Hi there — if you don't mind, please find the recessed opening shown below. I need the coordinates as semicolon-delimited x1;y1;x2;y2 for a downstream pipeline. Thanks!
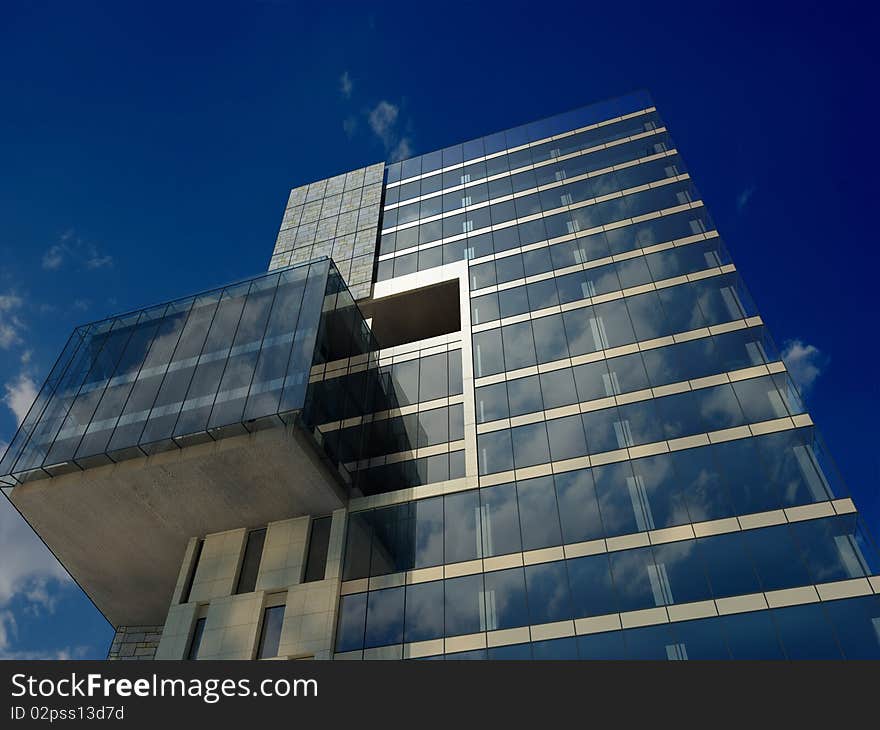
360;279;461;348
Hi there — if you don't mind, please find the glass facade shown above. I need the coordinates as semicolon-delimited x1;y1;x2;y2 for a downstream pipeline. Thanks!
4;90;876;661
0;258;378;488
333;91;880;660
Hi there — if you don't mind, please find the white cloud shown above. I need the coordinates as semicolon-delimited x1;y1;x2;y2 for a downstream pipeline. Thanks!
3;373;38;426
368;100;399;141
0;500;72;657
339;71;353;99
367;100;413;162
0;293;24;350
390;138;412;162
41;245;65;270
41;231;113;272
780;339;827;392
736;185;756;212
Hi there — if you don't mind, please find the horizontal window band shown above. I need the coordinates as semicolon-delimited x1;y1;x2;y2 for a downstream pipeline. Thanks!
340;498;857;595
384;138;674;221
469;263;736;332
316;394;466;433
473;316;764;389
475;361;787;434
469;223;719;274
342;439;468;471
378;199;708;268
312;342;463;382
382;168;689;242
478;413;815;484
386;158;683;239
470;232;722;296
347;414;808;513
386;106;657;190
334;574;880;659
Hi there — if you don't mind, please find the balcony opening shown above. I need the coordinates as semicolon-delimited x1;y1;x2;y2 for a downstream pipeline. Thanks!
360;279;461;349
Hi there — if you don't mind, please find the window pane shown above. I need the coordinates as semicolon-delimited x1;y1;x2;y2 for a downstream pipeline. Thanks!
404;581;444;643
445;574;485;636
546;415;588;462
511;422;550;468
476;382;508;424
507;375;543;417
525;561;572;624
418;353;449;402
478;429;514;475
722;611;784;659
473;330;504;378
773;603;842;659
532;637;579;659
187;618;206;660
577;631;627;659
480;483;522;557
257;605;285;659
501;321;536;370
823;595;880;659
484;567;529;631
236;528;266;594
516;476;562;551
343;512;372;580
364;587;404;648
444;490;482;564
539;368;578;410
567;553;617;618
624;623;678;660
671;618;731;660
609;546;667;612
336;593;367;652
413;496;444;569
555;469;604;544
304;517;332;582
696;531;762;599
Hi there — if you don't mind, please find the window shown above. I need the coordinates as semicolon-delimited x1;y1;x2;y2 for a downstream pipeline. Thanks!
445;574;485;636
478;429;513;475
257;604;285;659
404;581;444;643
483;568;528;631
444;490;482;564
304;517;332;583
516;476;562;551
236;528;267;594
364;587;404;648
336;593;367;652
480;483;522;557
554;469;604;544
511;422;550;468
525;561;572;624
507;375;543;417
187;617;206;660
180;539;203;604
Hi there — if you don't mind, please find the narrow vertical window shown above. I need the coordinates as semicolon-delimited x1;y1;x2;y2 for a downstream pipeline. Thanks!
304;516;332;583
236;528;267;594
257;604;286;659
187;617;206;660
180;539;203;604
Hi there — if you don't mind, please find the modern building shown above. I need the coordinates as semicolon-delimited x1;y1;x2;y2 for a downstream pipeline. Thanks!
2;91;879;660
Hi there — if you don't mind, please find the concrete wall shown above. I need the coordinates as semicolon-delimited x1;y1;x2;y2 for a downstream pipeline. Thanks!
155;508;347;660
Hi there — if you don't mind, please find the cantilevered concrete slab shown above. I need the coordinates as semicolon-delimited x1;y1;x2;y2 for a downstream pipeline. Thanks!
10;424;347;626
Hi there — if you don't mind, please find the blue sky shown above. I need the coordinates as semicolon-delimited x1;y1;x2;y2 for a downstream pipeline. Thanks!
0;1;877;658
